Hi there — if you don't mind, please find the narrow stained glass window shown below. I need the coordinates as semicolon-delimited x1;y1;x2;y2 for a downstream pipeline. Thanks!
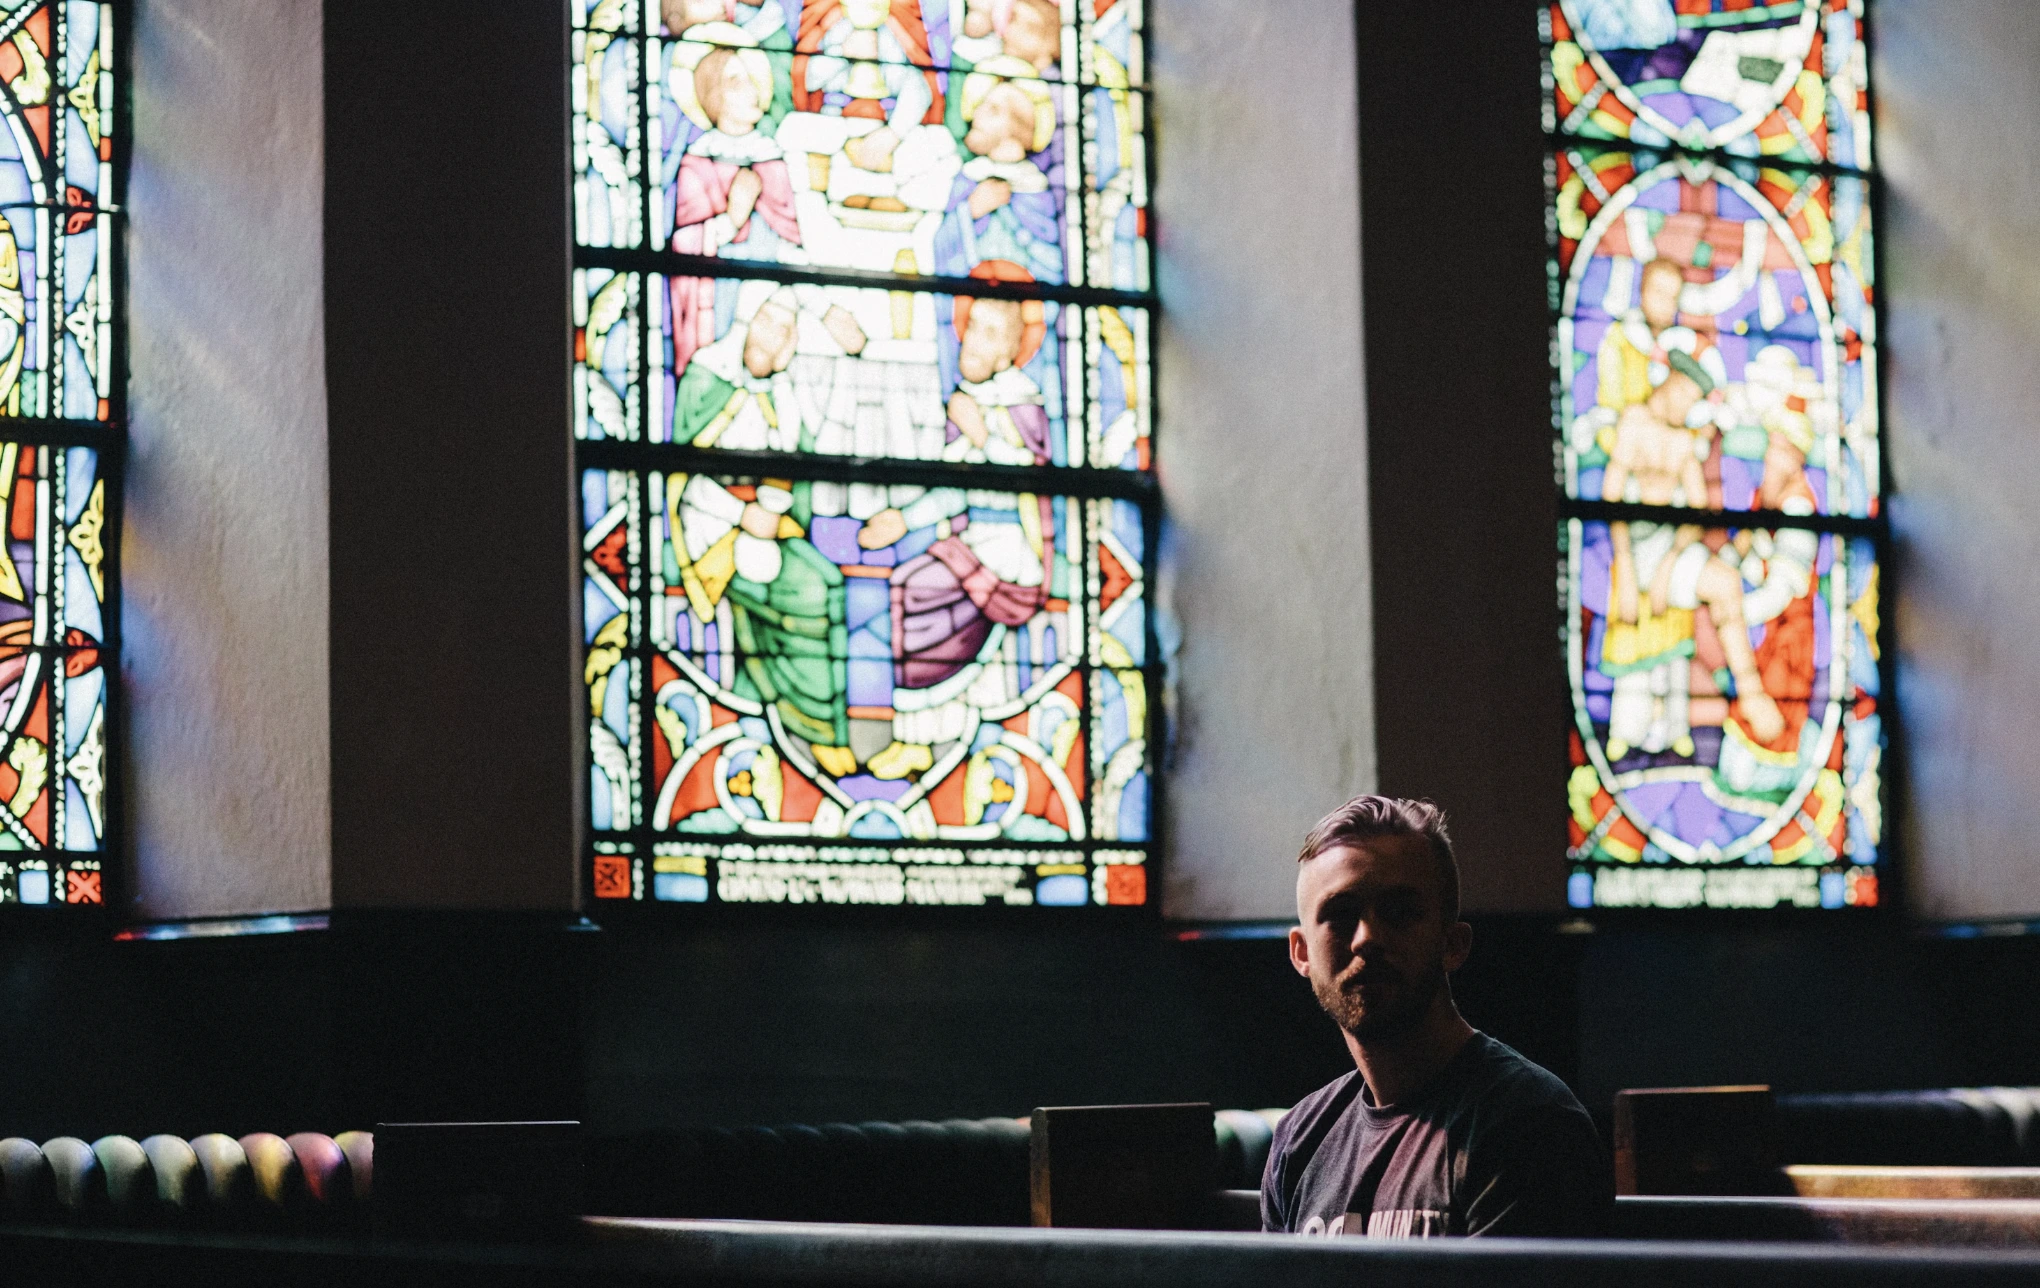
1545;1;1882;911
575;0;1154;909
0;1;122;907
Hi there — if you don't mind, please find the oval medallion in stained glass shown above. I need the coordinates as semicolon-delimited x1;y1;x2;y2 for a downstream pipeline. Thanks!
1555;151;1876;519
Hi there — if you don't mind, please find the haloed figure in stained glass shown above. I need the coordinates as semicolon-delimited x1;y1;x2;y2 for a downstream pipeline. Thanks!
941;268;1052;464
671;475;858;775
934;59;1063;283
671;36;801;263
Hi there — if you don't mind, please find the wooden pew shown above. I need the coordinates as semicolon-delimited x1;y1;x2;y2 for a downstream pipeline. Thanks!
16;1216;2040;1287
1612;1195;2040;1248
1619;1086;2040;1202
1786;1167;2040;1200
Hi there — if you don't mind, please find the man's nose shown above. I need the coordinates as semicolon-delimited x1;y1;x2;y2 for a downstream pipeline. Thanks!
1348;915;1377;955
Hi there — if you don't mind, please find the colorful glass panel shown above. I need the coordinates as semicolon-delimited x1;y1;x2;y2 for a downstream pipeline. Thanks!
647;471;1088;839
0;1;120;907
576;0;1152;909
1554;148;1877;518
584;468;643;835
1548;1;1882;911
649;273;1115;465
1543;1;1872;170
0;1;118;425
576;2;1149;290
1566;516;1875;863
0;441;112;902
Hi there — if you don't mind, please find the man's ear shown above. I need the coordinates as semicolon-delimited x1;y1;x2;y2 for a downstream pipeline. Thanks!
1443;919;1473;973
1288;925;1311;979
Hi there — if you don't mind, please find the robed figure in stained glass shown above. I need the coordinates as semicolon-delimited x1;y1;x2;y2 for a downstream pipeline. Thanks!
933;58;1064;283
777;0;961;275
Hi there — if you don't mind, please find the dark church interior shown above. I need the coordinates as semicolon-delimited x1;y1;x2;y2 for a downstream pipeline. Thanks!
6;0;2040;1282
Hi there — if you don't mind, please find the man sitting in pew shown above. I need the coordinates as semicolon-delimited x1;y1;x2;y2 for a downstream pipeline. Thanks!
1264;796;1612;1238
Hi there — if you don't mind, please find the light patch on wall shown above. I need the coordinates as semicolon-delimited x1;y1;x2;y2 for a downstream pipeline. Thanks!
1151;0;1371;919
124;0;330;917
1877;0;2040;922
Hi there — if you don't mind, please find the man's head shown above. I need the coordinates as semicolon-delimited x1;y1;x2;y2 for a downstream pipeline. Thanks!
964;81;1041;162
960;67;1054;163
1639;257;1685;332
1290;796;1471;1044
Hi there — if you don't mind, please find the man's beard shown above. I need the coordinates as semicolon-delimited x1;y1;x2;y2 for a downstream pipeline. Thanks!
1312;956;1447;1043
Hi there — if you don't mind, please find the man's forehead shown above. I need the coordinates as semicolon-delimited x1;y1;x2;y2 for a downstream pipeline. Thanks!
1297;835;1433;900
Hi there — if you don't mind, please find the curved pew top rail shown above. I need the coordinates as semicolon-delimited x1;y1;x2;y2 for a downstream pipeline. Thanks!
0;1131;372;1231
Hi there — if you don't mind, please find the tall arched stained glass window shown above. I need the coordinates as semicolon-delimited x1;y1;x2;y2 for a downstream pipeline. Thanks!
1546;0;1883;911
0;1;119;907
573;0;1155;909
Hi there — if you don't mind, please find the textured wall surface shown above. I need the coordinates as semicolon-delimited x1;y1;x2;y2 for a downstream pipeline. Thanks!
122;0;331;917
1877;0;2040;922
1151;1;1372;920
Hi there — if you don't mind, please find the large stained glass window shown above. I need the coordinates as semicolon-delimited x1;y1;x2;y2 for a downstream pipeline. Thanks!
1545;0;1883;910
573;0;1154;909
0;1;120;907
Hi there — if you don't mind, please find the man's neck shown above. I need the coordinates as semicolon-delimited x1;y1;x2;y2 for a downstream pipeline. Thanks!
1346;999;1476;1108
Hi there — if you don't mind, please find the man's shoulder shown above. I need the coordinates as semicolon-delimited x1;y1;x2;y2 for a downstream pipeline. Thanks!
1456;1035;1589;1110
1271;1069;1365;1154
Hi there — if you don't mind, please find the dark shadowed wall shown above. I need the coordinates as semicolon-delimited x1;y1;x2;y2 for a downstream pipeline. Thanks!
323;0;579;910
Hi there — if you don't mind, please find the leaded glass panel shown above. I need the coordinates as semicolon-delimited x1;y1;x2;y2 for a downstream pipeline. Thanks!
1546;0;1883;911
574;0;1155;910
574;1;1151;290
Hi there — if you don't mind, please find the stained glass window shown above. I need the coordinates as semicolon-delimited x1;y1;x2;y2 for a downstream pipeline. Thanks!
575;0;1154;909
0;1;120;907
1545;1;1882;910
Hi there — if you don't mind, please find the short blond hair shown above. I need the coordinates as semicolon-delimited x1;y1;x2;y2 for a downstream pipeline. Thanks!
1298;796;1460;923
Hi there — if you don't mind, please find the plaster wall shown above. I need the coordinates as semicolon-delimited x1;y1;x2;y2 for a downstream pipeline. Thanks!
1151;0;1372;920
122;0;330;916
1877;0;2040;922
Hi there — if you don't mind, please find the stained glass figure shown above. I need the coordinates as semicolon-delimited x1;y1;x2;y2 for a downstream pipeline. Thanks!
575;0;1153;909
657;272;1072;458
1547;1;1882;911
577;0;1146;290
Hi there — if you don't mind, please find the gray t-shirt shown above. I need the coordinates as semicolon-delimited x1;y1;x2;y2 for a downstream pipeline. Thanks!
1260;1032;1611;1238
